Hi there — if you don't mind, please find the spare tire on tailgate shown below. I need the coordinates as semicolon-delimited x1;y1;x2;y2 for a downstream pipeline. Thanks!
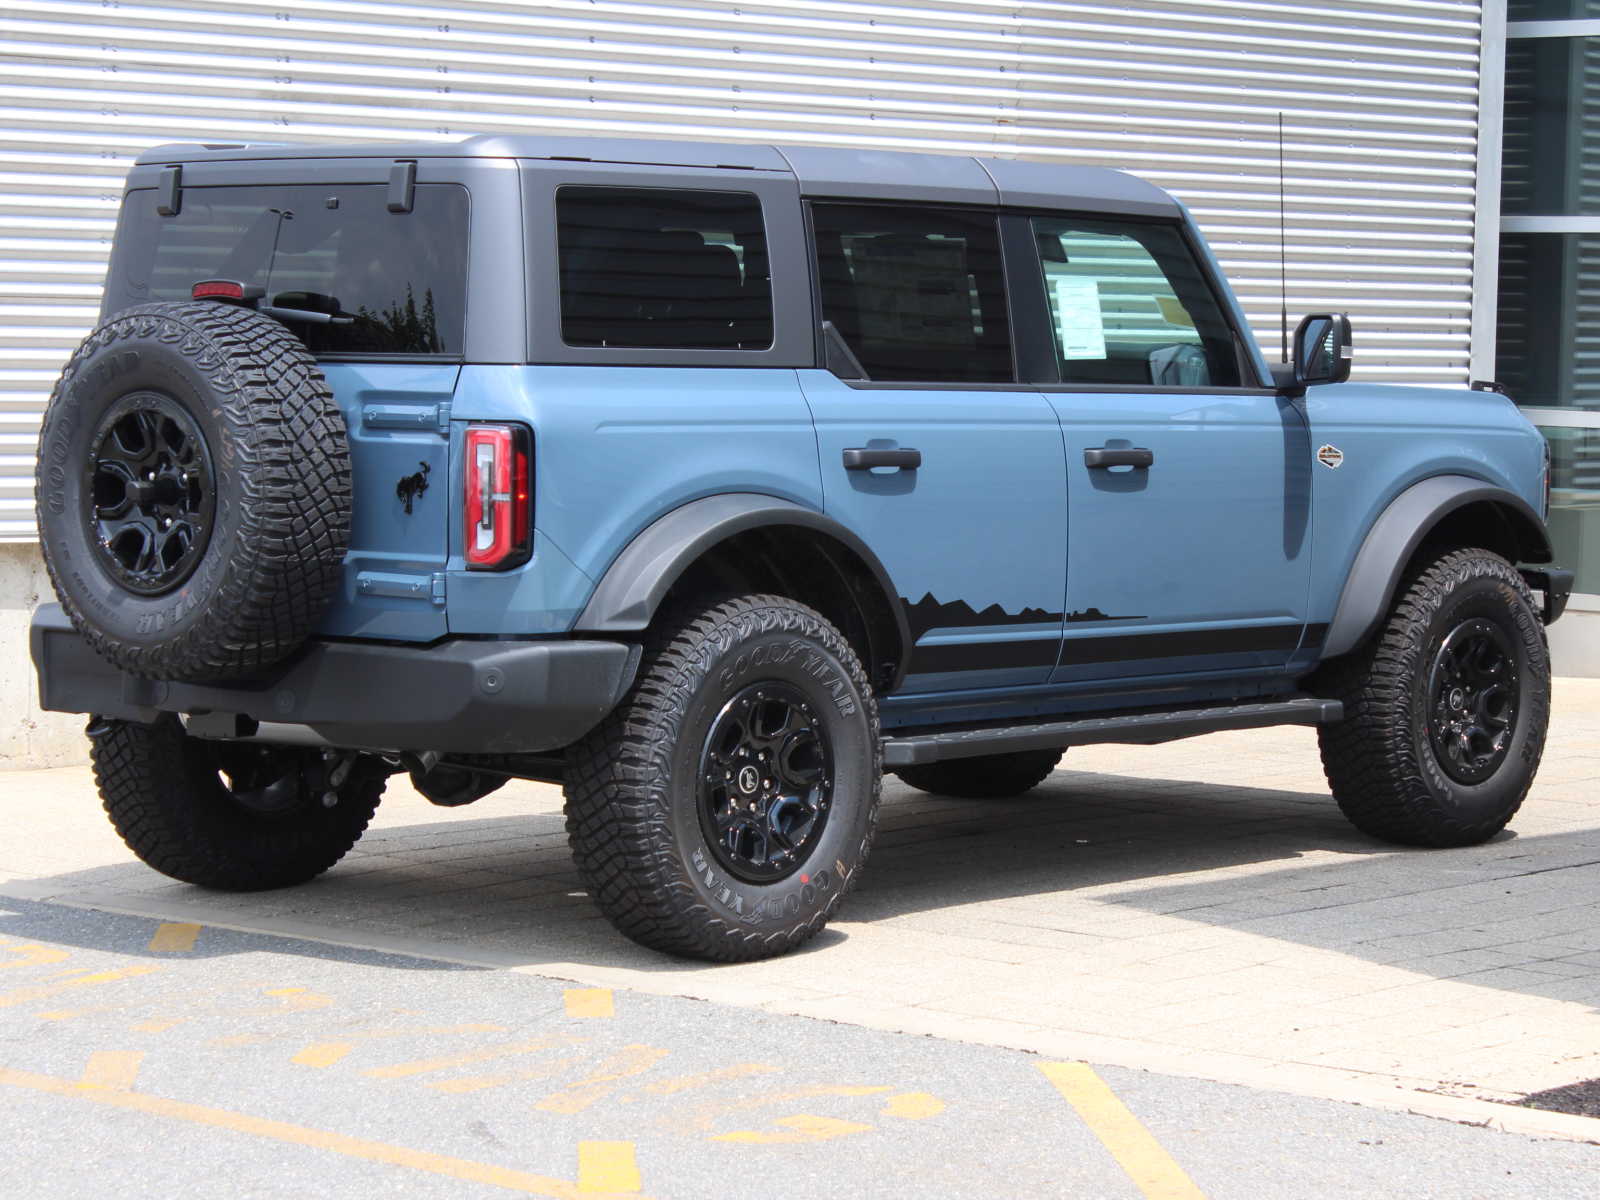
35;300;351;682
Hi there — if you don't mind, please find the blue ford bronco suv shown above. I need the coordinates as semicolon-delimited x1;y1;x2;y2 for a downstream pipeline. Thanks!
31;136;1573;962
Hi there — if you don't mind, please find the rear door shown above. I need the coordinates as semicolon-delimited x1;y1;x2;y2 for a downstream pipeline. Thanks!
103;177;471;640
1018;214;1314;682
799;202;1068;694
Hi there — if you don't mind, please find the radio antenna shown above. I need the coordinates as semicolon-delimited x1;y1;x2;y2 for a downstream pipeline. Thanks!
1277;112;1289;362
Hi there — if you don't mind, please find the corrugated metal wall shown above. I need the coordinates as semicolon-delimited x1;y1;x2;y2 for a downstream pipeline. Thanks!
0;0;1487;540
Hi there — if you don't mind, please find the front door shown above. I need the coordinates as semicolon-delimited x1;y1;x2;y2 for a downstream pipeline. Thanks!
1023;214;1314;683
800;202;1068;695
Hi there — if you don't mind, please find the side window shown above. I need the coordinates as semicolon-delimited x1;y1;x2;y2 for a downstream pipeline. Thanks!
556;186;772;350
1032;217;1241;388
810;204;1012;383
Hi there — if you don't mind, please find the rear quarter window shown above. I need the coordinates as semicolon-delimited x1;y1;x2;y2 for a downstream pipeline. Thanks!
105;182;469;356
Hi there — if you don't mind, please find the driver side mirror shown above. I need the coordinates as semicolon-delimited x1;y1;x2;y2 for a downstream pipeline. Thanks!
1276;312;1352;391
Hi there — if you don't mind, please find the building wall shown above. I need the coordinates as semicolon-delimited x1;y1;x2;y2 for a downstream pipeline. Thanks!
0;542;87;767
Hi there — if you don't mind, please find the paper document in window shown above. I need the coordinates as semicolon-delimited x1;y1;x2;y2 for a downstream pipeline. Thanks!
1051;277;1107;360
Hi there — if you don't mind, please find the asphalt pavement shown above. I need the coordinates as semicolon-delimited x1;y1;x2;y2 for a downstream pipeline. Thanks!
2;896;1597;1199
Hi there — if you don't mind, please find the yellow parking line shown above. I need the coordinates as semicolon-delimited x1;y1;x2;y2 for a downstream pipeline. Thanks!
1039;1062;1206;1200
1;943;70;969
147;923;201;953
365;1037;576;1080
577;1142;640;1194
0;964;159;1009
79;1051;144;1092
294;1042;356;1069
0;1064;638;1199
564;989;614;1018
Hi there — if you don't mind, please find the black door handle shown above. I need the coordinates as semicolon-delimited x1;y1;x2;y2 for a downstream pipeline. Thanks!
1084;446;1155;470
843;447;922;471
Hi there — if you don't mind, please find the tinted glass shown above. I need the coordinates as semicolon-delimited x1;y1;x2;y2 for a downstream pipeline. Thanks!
810;204;1012;383
106;183;468;355
556;186;771;350
1501;36;1600;215
1031;216;1240;388
1508;2;1600;16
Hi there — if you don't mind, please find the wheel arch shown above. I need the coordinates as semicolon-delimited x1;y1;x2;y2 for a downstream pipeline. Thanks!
573;494;911;693
1322;474;1553;660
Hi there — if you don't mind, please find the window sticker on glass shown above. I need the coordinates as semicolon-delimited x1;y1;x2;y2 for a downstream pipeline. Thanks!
1051;277;1107;360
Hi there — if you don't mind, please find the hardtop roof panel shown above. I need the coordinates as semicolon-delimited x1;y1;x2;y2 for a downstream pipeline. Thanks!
131;135;1181;215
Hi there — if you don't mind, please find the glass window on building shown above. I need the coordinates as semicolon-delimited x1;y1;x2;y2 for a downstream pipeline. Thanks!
1499;15;1600;596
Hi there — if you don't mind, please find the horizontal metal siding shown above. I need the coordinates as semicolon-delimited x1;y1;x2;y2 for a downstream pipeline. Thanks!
0;0;1485;539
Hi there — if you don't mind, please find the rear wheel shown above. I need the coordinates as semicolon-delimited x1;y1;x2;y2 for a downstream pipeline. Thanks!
893;749;1064;799
564;594;880;962
90;716;385;890
1317;547;1549;847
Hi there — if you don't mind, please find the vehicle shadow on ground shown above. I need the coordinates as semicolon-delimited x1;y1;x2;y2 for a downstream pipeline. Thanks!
15;765;1597;1013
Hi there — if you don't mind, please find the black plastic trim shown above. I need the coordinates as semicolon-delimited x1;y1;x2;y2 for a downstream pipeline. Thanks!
572;493;913;690
1323;475;1555;659
30;605;637;755
1520;567;1574;624
1059;623;1307;667
907;636;1061;675
882;696;1343;765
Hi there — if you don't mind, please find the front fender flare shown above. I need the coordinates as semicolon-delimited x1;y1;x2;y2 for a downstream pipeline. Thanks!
1322;474;1552;659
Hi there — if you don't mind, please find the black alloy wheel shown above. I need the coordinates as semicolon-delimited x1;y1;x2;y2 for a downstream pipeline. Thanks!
697;682;834;883
84;392;215;596
1426;617;1519;785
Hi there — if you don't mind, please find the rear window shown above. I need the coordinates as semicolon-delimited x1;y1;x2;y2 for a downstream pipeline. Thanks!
556;186;772;350
105;183;469;356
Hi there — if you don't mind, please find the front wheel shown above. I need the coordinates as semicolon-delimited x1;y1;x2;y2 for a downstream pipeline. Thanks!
91;716;386;890
1317;547;1549;847
564;594;880;962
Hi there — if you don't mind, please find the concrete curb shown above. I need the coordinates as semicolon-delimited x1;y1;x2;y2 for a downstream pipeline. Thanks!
7;879;1597;1148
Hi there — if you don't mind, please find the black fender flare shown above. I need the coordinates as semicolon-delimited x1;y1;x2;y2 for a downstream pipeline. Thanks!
1322;474;1553;659
573;493;912;683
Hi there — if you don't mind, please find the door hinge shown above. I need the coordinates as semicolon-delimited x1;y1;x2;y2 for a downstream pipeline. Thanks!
431;573;447;606
361;402;452;436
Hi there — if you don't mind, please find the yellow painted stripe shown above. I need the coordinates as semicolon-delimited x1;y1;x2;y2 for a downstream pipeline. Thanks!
1;943;70;969
563;989;614;1019
577;1142;640;1194
1039;1062;1207;1200
0;1065;640;1200
881;1092;945;1120
147;923;201;953
365;1038;571;1080
293;1042;355;1069
0;964;159;1009
79;1051;144;1092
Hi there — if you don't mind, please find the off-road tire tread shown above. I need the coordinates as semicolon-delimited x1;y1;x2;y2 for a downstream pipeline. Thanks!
36;301;350;681
893;749;1064;798
91;716;383;891
1316;547;1549;848
564;594;880;962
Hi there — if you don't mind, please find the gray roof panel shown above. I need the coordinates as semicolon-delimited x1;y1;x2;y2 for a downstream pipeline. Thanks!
774;145;996;205
132;134;1181;216
978;158;1180;218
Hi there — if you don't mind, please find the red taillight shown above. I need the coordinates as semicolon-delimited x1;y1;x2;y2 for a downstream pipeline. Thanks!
192;279;246;300
464;423;532;570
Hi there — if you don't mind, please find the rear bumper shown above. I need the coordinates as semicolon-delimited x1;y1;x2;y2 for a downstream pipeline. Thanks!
30;604;639;755
1520;567;1574;625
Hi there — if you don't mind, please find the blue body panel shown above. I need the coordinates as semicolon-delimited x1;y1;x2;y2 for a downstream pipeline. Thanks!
1049;388;1313;681
798;370;1069;694
1299;382;1547;626
440;365;822;636
316;363;458;641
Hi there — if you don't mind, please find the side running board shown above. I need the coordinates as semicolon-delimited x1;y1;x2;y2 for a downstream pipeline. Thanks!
880;697;1342;767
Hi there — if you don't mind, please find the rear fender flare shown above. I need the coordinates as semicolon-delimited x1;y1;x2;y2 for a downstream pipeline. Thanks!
573;493;911;684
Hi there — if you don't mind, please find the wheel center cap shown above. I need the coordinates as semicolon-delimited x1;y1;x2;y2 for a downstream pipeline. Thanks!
1449;687;1465;710
737;765;761;795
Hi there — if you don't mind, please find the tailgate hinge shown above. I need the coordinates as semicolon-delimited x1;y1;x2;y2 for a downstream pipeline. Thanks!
431;573;447;606
436;401;452;435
